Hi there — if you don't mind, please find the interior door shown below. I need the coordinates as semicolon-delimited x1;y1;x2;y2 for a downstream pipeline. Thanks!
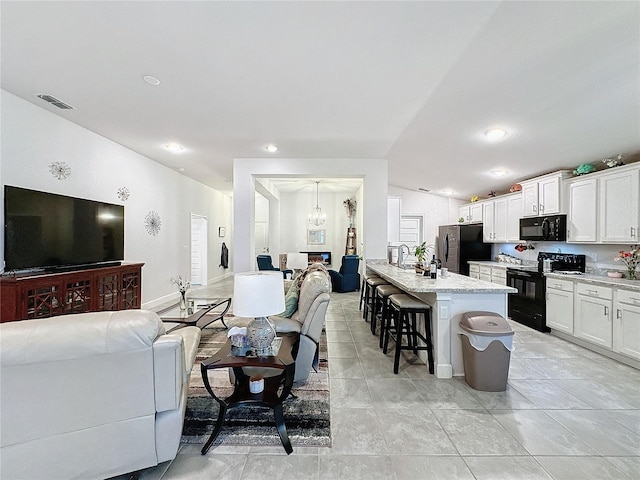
190;215;208;286
255;221;269;257
400;215;423;262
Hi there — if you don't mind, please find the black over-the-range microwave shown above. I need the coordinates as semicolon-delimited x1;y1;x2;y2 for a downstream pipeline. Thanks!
519;214;567;241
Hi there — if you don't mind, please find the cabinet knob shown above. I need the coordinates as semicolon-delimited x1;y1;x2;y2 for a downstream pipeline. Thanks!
604;306;609;317
631;226;637;238
617;309;622;320
539;204;544;213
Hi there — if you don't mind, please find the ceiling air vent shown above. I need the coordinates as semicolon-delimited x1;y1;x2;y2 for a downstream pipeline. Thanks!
418;187;431;192
36;94;75;110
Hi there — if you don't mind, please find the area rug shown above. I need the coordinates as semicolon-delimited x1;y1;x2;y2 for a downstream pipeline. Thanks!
180;323;330;449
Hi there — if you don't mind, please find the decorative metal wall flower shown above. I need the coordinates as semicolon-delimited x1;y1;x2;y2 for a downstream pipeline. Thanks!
117;187;130;201
144;211;161;236
49;161;71;180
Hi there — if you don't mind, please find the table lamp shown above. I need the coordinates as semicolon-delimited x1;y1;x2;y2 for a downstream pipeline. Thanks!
233;271;285;356
286;252;308;278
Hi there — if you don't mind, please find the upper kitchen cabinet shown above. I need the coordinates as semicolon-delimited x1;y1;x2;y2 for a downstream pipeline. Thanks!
506;193;523;242
483;193;521;243
599;166;639;243
520;171;571;217
567;176;598;243
459;202;483;224
566;163;640;244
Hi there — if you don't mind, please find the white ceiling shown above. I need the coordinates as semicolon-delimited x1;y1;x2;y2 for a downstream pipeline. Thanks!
2;1;639;199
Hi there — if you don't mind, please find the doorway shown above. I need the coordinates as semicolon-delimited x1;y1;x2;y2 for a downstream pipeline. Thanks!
400;215;424;261
255;221;269;257
191;214;208;286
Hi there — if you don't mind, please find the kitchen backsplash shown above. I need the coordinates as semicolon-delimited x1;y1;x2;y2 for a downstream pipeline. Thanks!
491;242;636;275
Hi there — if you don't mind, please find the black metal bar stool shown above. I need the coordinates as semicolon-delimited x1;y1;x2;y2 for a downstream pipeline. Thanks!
359;273;380;311
384;294;434;374
371;284;402;338
363;277;389;323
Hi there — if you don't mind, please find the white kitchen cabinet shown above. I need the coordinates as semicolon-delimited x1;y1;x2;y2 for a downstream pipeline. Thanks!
482;198;507;242
468;264;480;279
613;289;640;360
506;193;523;242
599;167;639;243
574;283;613;348
479;265;492;282
491;267;507;285
459;202;483;224
521;171;571;217
567;177;598;243
546;278;575;334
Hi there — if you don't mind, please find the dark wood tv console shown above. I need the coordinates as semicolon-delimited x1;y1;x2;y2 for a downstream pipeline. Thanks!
0;263;143;323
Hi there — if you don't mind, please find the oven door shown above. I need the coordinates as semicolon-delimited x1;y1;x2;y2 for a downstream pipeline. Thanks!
506;269;548;332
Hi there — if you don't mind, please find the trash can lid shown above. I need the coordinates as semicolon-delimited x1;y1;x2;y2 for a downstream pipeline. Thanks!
460;311;513;336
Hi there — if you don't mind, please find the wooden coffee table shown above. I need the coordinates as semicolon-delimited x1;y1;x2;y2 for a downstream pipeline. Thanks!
200;332;298;455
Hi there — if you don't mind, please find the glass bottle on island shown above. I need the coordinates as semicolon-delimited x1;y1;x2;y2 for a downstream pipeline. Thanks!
429;255;438;279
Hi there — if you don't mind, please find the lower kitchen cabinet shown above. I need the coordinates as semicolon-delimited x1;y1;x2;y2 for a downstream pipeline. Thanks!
614;289;640;360
574;283;613;348
546;278;574;334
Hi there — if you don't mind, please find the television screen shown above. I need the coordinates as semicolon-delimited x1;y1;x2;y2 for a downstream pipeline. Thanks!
4;186;125;271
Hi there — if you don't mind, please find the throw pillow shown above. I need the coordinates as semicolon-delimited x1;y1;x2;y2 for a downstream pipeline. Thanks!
280;281;299;318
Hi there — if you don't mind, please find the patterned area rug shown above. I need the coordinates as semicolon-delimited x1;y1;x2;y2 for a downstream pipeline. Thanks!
180;323;330;449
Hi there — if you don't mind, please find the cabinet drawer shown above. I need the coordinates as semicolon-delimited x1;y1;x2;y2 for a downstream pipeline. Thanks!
546;278;574;293
617;289;640;306
576;283;613;300
491;268;507;279
469;264;479;274
479;266;492;276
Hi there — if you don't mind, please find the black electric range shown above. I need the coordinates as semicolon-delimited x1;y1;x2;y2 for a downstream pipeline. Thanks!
506;252;585;332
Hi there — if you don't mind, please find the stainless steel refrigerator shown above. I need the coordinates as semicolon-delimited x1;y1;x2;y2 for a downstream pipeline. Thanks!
438;224;492;276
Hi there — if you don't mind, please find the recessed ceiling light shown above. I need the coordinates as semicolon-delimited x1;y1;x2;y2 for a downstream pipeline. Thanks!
491;169;509;177
163;142;186;154
265;144;279;153
485;128;507;140
143;75;161;86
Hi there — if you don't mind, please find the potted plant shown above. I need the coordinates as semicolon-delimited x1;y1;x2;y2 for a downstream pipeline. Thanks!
413;242;432;274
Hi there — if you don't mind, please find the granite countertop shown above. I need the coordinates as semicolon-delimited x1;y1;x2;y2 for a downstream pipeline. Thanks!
545;272;640;292
367;263;516;293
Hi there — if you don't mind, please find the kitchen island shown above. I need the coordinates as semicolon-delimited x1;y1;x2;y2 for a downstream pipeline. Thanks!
367;263;516;378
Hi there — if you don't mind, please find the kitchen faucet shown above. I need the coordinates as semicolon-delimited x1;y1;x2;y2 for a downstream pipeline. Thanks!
398;244;410;269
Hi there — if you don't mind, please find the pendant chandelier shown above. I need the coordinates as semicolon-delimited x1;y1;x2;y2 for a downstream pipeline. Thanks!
308;181;327;226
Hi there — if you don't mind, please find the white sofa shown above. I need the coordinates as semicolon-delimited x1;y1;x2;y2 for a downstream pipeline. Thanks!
0;310;201;480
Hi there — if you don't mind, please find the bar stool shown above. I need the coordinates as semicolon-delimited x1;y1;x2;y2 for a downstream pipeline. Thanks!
359;273;379;311
371;284;402;338
384;294;434;374
363;277;389;323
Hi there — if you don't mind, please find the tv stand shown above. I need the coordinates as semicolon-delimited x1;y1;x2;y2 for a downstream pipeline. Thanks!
0;263;143;323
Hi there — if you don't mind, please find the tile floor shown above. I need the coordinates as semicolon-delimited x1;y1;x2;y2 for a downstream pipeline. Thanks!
131;278;640;480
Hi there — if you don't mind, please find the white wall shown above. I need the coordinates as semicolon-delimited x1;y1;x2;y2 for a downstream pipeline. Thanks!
0;90;232;307
388;185;464;251
233;158;388;272
279;189;360;266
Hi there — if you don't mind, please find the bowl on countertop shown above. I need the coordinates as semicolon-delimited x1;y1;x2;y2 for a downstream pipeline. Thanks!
607;271;623;278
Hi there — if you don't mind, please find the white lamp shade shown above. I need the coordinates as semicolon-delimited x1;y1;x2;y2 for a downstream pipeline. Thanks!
286;253;308;271
233;271;285;317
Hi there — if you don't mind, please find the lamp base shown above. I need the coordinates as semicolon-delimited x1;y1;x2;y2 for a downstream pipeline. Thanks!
247;316;276;356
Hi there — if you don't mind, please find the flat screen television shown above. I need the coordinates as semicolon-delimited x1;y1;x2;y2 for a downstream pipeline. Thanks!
3;185;125;272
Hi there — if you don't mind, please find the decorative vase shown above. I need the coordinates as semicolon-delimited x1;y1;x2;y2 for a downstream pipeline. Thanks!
179;291;187;310
628;267;637;280
247;316;276;356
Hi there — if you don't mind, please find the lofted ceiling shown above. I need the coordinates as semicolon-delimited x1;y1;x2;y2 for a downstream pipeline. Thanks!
1;1;639;199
